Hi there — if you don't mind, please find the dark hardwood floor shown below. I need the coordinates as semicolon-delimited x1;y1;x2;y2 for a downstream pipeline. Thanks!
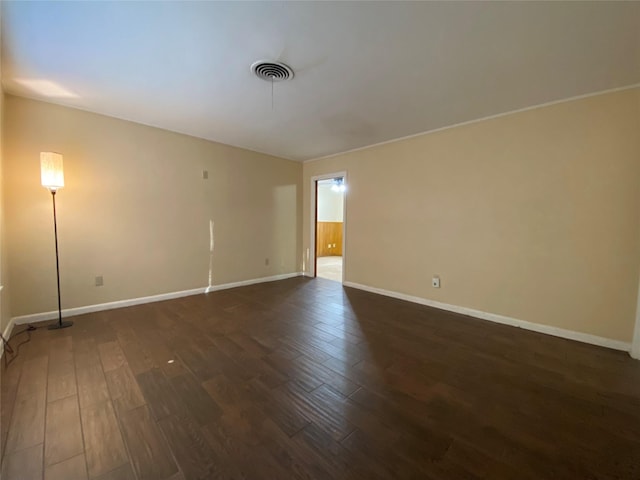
2;277;640;479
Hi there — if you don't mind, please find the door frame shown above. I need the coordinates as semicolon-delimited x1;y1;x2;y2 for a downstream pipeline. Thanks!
309;171;347;282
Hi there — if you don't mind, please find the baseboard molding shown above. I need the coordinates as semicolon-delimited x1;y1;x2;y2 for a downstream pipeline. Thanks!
204;272;303;293
343;281;631;352
0;317;16;359
13;272;304;326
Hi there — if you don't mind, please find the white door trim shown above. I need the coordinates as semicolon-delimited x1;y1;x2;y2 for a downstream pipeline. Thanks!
310;171;347;282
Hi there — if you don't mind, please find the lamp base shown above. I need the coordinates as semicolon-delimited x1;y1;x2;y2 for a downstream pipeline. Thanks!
48;320;74;330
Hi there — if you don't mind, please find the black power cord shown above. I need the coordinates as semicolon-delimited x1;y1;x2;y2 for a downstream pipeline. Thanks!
0;332;14;355
2;324;40;368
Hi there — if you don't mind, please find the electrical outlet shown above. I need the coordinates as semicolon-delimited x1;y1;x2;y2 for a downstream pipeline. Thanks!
202;170;209;179
265;258;269;266
95;275;104;287
432;276;440;288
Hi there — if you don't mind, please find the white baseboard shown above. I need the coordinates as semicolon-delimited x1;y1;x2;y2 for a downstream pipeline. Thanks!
0;317;16;359
12;287;207;325
13;272;303;326
343;281;631;352
204;272;303;293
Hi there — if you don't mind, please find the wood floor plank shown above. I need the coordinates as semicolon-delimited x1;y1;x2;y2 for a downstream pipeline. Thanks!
45;453;88;480
296;422;373;480
220;350;288;389
76;361;110;409
272;381;355;441
1;352;23;460
204;344;253;382
119;405;179;480
81;401;128;478
264;351;323;392
98;341;127;372
255;417;337;480
47;335;73;357
45;395;84;466
277;335;333;364
48;357;75;379
140;330;188;378
340;427;419;478
228;332;270;357
115;326;156;375
92;463;136;480
5;389;46;453
48;371;78;402
158;413;217;480
436;439;528;480
135;368;182;421
202;374;256;412
175;346;218;382
166;473;187;480
1;443;43;480
104;364;146;416
248;378;311;437
16;355;49;398
169;373;222;426
201;416;247;466
295;354;359;396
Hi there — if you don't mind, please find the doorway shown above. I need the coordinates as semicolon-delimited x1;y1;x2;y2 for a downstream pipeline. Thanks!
313;175;346;282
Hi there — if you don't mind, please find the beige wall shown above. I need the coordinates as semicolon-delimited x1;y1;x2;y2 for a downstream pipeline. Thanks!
0;89;8;334
317;183;344;222
304;88;640;343
4;95;302;318
0;6;9;333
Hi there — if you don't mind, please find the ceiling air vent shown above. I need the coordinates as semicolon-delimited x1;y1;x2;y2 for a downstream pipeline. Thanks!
251;60;294;82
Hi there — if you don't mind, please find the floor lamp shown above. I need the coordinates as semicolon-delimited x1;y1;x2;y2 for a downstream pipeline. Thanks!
41;152;73;330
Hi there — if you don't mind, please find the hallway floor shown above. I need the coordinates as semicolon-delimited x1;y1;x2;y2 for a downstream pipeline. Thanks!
316;256;342;282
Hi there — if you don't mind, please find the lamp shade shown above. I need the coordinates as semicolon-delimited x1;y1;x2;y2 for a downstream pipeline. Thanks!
40;152;64;191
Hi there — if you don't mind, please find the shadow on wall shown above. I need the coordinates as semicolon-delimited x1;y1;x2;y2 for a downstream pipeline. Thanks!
206;182;298;290
207;219;215;292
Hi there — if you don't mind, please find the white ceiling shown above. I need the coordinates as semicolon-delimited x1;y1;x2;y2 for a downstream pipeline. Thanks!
2;1;639;162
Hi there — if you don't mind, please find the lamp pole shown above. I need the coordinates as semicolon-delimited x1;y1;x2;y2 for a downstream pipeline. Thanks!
48;190;72;329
